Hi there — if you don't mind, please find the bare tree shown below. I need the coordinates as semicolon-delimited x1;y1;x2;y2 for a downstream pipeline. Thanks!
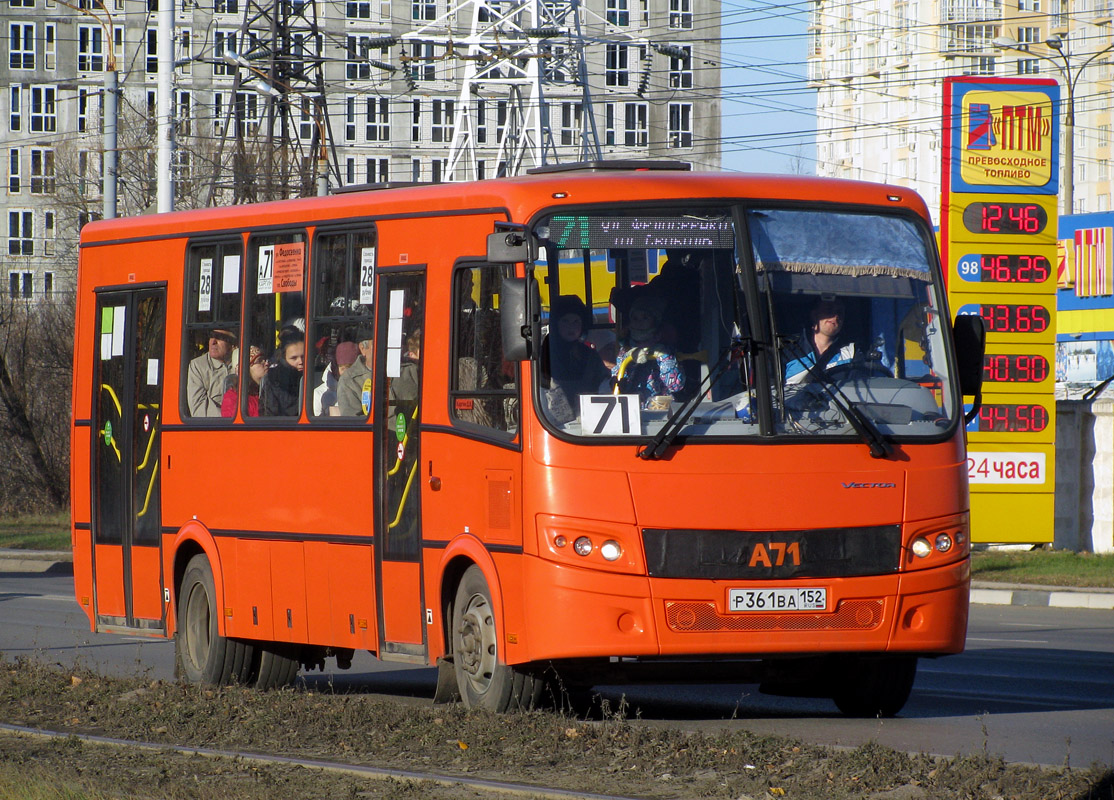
0;297;74;512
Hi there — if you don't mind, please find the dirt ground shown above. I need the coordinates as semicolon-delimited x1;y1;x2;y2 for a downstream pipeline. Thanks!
0;659;1110;800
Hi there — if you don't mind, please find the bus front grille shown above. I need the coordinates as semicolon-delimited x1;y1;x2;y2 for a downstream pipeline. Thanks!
664;599;885;633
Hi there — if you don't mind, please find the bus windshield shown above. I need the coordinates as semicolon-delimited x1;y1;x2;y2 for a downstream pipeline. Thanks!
532;204;957;443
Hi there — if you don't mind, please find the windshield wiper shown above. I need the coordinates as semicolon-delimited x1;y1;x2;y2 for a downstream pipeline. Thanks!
638;338;754;460
779;336;893;459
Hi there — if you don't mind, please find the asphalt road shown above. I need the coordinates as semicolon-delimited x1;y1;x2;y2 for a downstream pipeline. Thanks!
2;571;1112;769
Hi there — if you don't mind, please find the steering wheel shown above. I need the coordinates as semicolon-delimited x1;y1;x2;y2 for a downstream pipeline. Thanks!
824;359;894;383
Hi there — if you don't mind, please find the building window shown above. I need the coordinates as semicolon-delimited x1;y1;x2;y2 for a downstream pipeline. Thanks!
624;102;647;147
78;88;90;132
365;97;389;141
605;102;616;146
606;44;629;86
411;158;421;182
408;41;436;82
345;156;356;185
9;149;20;193
29;86;56;133
43;271;54;298
1017;58;1039;74
298;97;315;141
9;86;21;131
9;272;33;300
668;102;692;148
560;102;580;146
963;56;996;76
43;212;54;256
1018;0;1039;10
669;0;692;29
347;35;372;80
432;98;453;142
607;0;629;26
366;157;389;183
412;0;435;20
668;45;692;89
412;99;422;142
214;30;236;76
146;28;158;73
8;211;33;256
1017;26;1039;44
178;28;193;75
9;23;36;69
30;148;53;194
44;22;55;69
345;95;357;142
476;98;487;144
215;0;238;12
348;0;370;18
78;25;105;71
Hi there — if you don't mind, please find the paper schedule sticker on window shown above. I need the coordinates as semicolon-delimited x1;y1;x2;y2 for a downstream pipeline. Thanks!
273;242;304;293
222;255;240;293
198;258;213;312
360;247;375;305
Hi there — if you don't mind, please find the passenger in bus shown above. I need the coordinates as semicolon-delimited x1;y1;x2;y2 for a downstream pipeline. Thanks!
186;327;237;417
612;294;685;409
542;295;609;422
220;344;266;418
260;329;306;417
313;340;359;417
337;327;374;417
389;329;422;407
783;297;856;385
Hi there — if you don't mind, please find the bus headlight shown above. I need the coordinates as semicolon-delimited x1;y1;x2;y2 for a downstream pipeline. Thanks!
911;537;932;558
573;536;593;557
600;540;623;562
935;533;953;553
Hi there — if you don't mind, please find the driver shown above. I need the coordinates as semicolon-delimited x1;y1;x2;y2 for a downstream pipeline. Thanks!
784;297;856;385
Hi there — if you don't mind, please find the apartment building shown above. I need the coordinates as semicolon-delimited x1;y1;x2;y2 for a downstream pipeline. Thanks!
807;0;1114;220
2;0;720;300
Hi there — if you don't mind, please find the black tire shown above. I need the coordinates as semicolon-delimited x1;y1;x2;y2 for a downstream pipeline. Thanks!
176;554;255;685
832;655;917;718
451;565;543;711
253;642;300;690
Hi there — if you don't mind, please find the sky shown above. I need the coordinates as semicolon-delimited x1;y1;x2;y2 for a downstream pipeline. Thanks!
716;0;815;175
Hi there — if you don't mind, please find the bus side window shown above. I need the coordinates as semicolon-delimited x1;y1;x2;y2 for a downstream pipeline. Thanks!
309;227;377;419
247;232;307;419
450;264;518;434
182;240;242;421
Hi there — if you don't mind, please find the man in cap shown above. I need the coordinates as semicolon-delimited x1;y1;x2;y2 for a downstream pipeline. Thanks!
186;328;237;417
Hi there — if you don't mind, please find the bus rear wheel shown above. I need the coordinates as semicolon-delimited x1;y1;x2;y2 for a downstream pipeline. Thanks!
253;643;300;690
176;554;254;685
451;565;543;711
832;655;917;718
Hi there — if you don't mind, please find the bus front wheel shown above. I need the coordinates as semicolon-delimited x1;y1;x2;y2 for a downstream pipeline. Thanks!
451;565;543;711
832;655;917;718
176;554;255;686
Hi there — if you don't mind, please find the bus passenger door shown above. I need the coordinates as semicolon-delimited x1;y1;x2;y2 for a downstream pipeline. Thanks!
91;287;167;633
374;271;427;661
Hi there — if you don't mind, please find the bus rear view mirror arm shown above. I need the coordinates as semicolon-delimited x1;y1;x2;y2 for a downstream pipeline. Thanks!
501;277;541;361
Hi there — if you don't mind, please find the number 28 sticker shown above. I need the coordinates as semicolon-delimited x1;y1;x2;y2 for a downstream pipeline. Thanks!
580;394;641;435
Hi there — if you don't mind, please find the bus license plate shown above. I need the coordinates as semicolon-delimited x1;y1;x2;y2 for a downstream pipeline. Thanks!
728;587;827;613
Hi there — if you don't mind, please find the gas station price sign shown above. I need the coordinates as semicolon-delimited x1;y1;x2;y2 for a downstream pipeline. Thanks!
942;76;1059;544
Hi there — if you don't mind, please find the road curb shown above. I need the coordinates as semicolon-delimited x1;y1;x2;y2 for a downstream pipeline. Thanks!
969;582;1114;610
3;552;1112;610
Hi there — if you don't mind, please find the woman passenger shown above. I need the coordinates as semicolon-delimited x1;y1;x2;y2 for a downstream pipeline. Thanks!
221;344;267;418
260;329;305;417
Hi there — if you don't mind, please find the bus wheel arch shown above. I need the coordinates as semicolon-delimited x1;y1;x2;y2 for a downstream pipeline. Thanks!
449;563;543;711
175;552;256;686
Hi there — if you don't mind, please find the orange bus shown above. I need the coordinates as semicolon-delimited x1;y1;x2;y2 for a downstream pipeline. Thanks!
71;163;985;716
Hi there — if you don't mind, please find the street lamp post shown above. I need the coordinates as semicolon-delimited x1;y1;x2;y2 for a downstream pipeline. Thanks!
994;33;1114;215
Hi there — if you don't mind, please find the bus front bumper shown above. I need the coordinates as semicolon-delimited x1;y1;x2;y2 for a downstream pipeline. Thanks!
518;557;969;664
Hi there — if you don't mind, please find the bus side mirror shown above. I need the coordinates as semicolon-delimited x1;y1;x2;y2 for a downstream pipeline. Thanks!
488;223;532;263
501;277;541;361
953;313;986;398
